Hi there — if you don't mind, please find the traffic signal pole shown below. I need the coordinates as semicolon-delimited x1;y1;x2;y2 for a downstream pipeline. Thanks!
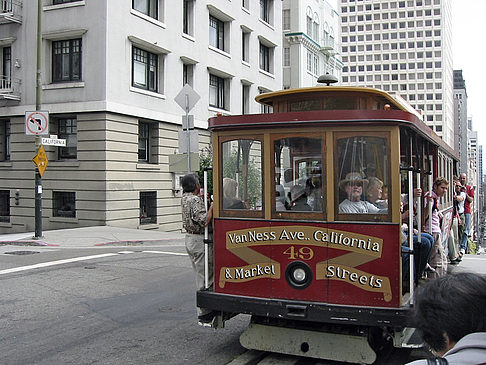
34;0;42;239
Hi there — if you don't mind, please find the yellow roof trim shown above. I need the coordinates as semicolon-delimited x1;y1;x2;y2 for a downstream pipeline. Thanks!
255;86;423;120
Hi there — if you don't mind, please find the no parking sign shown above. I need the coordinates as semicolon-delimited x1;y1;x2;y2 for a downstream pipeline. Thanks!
25;111;49;135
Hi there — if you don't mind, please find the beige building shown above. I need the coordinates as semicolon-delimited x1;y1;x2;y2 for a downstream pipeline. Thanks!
282;0;342;88
0;0;282;234
338;0;454;146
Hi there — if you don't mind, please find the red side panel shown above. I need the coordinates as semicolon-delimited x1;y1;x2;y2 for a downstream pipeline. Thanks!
213;219;401;308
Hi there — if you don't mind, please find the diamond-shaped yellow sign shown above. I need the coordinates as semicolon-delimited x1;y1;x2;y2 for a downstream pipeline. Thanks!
32;145;48;177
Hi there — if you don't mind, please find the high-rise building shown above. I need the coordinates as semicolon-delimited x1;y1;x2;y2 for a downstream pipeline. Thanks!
282;0;342;88
339;0;454;146
0;0;282;233
453;69;468;173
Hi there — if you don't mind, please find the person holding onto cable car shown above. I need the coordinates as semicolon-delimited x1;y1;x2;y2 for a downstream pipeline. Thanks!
405;273;486;365
338;173;385;214
459;173;474;257
423;177;449;278
449;177;466;264
401;200;433;285
181;174;214;317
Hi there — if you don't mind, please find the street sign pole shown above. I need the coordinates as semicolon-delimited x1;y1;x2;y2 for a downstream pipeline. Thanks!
34;0;42;239
174;84;200;174
186;94;191;173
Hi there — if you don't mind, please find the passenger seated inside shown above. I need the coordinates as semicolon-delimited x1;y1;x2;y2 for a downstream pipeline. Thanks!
290;185;312;211
222;177;246;209
305;167;322;211
338;173;386;214
275;184;287;211
366;177;388;210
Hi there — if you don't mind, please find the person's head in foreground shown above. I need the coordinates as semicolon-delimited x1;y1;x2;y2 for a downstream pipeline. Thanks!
410;272;486;357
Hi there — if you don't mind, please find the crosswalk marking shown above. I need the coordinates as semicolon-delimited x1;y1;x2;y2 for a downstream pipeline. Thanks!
142;250;188;256
0;250;188;275
0;253;118;275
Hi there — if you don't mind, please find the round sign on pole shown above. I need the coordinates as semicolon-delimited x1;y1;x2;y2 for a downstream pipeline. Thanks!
25;111;49;135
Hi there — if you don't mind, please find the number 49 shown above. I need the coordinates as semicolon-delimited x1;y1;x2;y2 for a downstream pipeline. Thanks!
283;246;314;260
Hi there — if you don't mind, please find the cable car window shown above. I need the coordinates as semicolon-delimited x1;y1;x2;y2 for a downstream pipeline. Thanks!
274;136;323;215
221;139;263;215
289;99;322;112
335;133;390;221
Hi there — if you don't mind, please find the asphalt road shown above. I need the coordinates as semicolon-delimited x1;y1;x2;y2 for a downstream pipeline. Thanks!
1;243;484;365
0;245;249;365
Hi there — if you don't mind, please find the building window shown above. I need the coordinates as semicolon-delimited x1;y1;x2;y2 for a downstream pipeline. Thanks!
1;46;11;87
52;39;81;82
183;0;194;36
242;30;250;63
306;8;312;37
0;190;9;223
242;0;249;10
138;121;150;162
182;63;194;87
260;0;272;24
283;47;290;67
209;15;225;51
53;0;82;4
1;121;10;161
282;9;290;30
132;46;158;92
132;0;158;19
313;54;319;75
259;43;270;72
259;88;272;114
209;74;225;109
242;83;250;114
140;191;157;225
138;121;158;163
53;191;76;218
57;118;77;160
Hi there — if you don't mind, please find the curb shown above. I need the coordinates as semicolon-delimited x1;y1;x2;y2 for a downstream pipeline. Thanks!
94;238;185;246
0;241;59;247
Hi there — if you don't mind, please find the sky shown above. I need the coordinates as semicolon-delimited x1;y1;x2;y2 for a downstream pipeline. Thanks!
328;0;485;153
451;0;486;148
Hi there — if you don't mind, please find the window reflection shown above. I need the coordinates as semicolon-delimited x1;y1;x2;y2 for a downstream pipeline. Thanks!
221;139;262;211
336;135;389;218
274;136;322;213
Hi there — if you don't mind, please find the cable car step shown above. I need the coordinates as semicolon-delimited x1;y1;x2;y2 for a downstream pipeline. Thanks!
240;322;377;364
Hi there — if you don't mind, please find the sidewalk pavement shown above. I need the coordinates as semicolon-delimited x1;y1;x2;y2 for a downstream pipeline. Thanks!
0;226;186;248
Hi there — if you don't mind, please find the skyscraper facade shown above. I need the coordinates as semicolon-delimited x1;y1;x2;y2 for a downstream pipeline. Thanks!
339;0;454;146
453;69;468;173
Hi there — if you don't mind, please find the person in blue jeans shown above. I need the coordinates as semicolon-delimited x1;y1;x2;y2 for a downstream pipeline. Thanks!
402;227;434;284
401;201;433;284
459;173;474;255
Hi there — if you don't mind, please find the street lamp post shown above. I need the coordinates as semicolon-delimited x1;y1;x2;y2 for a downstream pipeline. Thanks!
34;0;43;239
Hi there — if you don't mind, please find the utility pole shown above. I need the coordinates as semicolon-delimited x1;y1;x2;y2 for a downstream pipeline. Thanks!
34;0;42;239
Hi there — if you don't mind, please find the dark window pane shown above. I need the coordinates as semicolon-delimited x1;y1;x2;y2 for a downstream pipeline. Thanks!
140;191;157;224
0;190;10;222
53;191;76;218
